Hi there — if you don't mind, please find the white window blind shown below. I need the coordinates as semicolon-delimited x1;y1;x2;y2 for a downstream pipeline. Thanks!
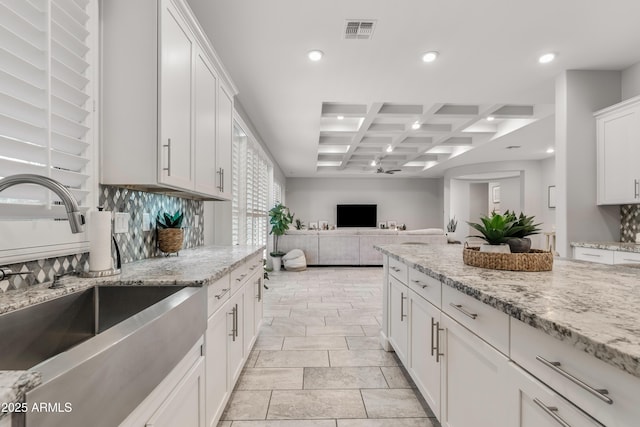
0;0;95;220
0;0;96;263
273;180;282;206
231;120;271;247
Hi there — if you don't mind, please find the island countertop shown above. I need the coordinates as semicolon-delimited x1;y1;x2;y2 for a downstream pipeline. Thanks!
376;243;640;379
571;241;640;253
0;245;263;419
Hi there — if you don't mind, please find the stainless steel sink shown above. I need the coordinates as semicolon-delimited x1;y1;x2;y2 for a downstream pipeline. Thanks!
0;284;206;427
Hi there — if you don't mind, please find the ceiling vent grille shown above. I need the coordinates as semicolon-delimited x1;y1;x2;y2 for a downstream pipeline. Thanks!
344;20;376;40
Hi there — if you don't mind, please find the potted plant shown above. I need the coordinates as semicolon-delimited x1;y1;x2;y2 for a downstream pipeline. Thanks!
446;216;458;243
294;218;305;230
268;203;293;271
467;212;516;253
503;210;542;253
156;210;184;255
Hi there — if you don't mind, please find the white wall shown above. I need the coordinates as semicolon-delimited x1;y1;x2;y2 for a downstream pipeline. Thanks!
622;61;640;100
540;157;556;237
285;177;444;230
555;71;621;257
449;179;470;241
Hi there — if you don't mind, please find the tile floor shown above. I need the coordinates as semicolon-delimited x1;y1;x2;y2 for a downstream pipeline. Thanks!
218;267;440;427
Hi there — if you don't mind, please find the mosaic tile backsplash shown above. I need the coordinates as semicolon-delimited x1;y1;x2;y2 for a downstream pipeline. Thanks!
0;186;204;292
620;204;640;242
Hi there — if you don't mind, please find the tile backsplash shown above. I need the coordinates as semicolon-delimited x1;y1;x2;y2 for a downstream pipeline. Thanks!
620;204;640;242
0;186;204;292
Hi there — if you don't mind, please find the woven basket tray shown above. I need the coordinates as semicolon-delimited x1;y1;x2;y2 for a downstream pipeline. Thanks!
463;246;553;271
157;228;184;254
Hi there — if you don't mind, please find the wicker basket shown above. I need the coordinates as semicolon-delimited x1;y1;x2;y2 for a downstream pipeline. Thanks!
463;246;553;272
157;228;184;254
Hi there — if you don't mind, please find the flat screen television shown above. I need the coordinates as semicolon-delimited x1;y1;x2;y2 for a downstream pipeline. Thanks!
336;204;377;228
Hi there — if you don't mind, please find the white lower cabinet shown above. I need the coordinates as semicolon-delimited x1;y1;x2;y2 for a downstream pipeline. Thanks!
205;302;229;427
507;362;602;427
439;313;509;427
226;287;245;387
388;276;409;364
408;290;441;419
146;356;205;427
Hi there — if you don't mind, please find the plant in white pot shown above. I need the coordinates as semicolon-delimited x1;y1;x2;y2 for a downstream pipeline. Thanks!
467;212;516;253
268;203;293;271
446;216;458;243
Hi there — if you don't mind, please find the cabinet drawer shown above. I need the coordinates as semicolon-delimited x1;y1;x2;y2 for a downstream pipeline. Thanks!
408;268;441;308
442;285;509;355
573;247;614;264
388;257;408;283
511;319;640;427
613;250;640;265
231;255;260;292
207;275;230;317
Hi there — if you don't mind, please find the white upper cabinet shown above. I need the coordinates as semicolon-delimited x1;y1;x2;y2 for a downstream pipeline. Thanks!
101;0;236;200
596;95;640;205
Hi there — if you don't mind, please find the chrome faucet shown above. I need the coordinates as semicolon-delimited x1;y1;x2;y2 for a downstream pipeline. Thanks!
0;174;85;233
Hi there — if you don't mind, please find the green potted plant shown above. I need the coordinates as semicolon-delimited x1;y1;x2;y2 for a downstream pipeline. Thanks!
503;210;542;253
446;216;458;243
156;210;184;255
268;203;293;271
467;212;516;253
294;218;305;230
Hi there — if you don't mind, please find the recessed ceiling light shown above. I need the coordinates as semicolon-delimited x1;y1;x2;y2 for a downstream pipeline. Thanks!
546;147;555;154
422;51;439;63
337;115;344;120
538;53;556;64
486;116;495;122
411;121;421;130
308;50;324;61
386;145;393;153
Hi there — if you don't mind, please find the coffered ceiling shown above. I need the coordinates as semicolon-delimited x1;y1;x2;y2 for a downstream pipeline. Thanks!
186;0;640;178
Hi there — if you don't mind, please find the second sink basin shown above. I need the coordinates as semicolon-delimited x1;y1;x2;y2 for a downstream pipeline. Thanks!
0;285;186;370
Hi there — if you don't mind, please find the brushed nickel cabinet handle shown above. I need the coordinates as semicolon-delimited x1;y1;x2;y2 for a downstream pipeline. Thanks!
215;288;229;300
635;179;639;198
536;356;613;404
583;253;601;258
430;317;436;357
391;266;401;272
163;138;171;176
449;303;478;320
435;321;444;363
533;398;572;427
229;306;237;341
412;279;428;289
400;292;407;320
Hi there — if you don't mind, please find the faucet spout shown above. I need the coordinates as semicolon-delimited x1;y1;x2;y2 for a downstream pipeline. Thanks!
0;174;85;233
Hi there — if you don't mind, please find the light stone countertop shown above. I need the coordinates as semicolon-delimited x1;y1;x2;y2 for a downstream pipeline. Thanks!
0;245;263;420
571;241;640;253
376;243;640;379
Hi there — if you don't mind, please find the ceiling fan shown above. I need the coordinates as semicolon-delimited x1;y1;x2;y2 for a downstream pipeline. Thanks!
376;166;402;174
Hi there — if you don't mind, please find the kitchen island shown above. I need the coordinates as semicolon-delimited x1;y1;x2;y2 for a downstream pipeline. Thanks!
0;245;263;426
376;243;640;427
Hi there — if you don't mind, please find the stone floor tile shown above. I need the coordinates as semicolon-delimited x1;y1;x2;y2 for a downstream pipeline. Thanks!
361;389;427;418
237;368;303;390
216;421;232;427
221;390;271;420
271;316;326;326
259;323;306;337
254;336;284;350
291;308;340;317
283;336;348;350
231;421;337;427
245;350;260;368
346;336;384;350
339;308;382;316
329;350;399;367
267;390;367;419
307;302;354;309
263;309;292;318
306;325;364;336
325;315;380;326
337;418;438;427
380;366;413;388
256;350;330;367
362;325;382;336
303;367;388;389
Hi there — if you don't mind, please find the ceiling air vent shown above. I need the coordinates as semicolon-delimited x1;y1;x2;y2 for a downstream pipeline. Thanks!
344;20;376;40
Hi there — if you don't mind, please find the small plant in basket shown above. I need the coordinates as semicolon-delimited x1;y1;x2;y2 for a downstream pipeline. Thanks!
157;210;184;255
503;210;542;253
467;212;516;253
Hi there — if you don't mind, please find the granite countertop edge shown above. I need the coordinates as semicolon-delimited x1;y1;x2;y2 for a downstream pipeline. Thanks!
571;241;640;253
376;245;640;380
0;244;263;416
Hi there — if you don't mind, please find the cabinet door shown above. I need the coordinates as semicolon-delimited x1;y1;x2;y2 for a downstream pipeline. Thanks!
408;291;441;420
440;313;509;427
159;0;194;190
216;84;233;200
243;279;255;355
253;274;264;334
597;103;640;204
205;307;228;427
507;363;602;427
227;290;244;385
388;276;408;364
194;49;217;196
146;356;205;427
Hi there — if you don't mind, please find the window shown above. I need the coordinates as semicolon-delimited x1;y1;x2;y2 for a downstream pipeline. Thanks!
231;118;271;247
0;0;98;263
